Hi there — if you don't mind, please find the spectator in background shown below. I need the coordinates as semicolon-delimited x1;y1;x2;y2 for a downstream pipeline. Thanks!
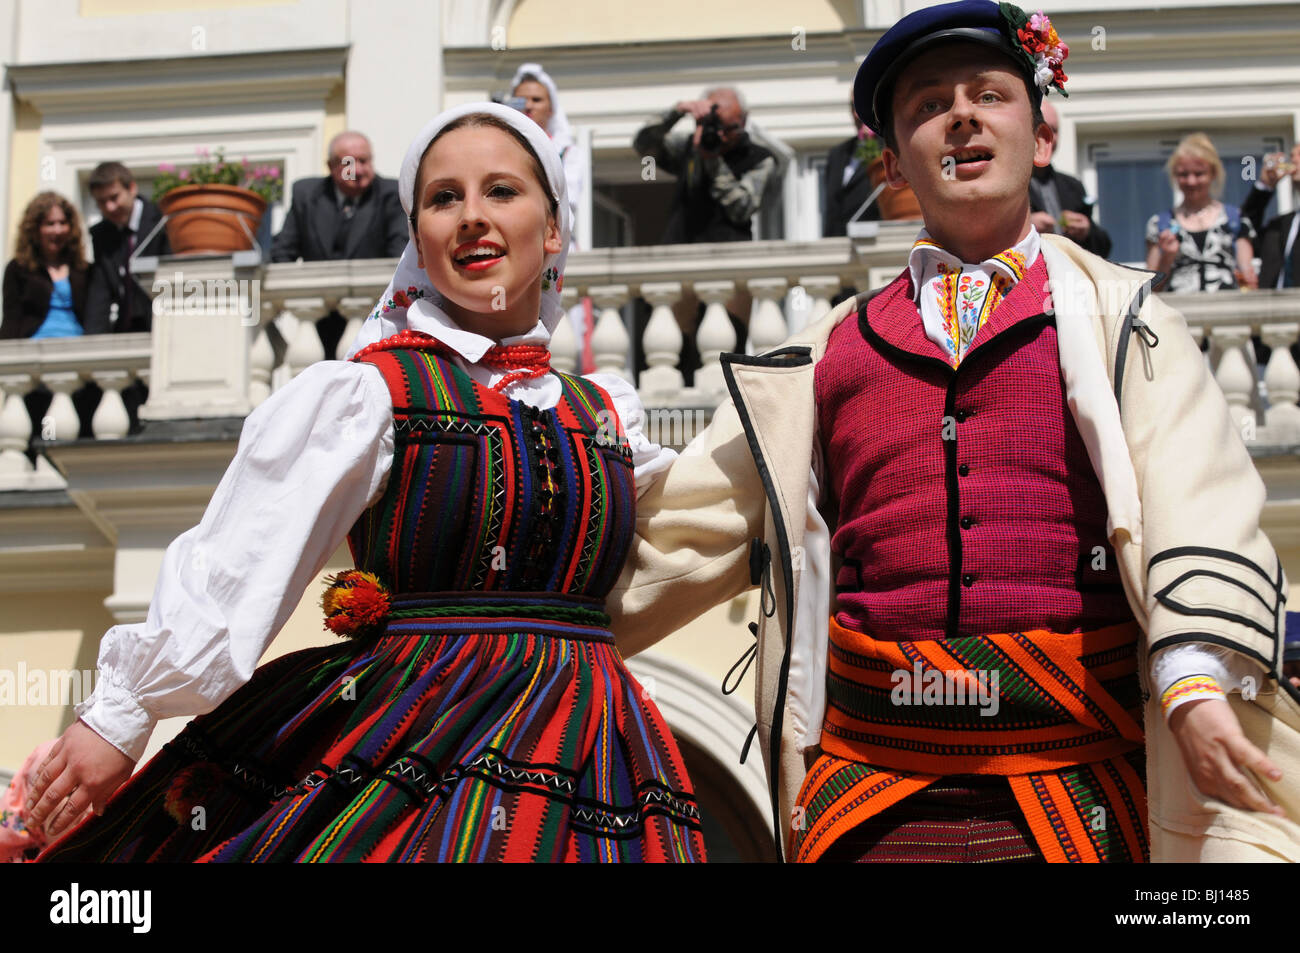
2;192;90;339
1146;133;1256;293
822;94;882;238
510;63;595;371
1028;102;1111;257
2;192;98;444
85;162;170;334
270;131;406;263
1241;144;1300;290
271;131;407;359
510;63;588;251
634;87;776;244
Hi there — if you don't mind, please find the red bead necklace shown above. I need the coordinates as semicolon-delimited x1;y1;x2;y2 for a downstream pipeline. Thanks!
351;330;552;393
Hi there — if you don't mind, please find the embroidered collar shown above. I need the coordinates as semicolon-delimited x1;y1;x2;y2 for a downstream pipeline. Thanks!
907;226;1040;300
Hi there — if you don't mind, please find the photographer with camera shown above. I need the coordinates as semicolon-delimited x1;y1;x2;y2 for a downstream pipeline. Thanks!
634;87;776;244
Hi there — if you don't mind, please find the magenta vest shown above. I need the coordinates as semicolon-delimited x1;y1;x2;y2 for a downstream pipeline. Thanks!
814;255;1133;641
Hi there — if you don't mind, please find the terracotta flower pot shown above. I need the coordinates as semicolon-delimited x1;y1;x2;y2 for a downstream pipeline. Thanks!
867;157;923;221
157;184;268;255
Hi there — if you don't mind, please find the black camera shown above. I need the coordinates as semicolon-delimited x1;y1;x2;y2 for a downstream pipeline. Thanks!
698;104;725;153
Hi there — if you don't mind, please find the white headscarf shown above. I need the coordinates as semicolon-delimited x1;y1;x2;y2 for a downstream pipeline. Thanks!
509;62;574;156
345;101;571;360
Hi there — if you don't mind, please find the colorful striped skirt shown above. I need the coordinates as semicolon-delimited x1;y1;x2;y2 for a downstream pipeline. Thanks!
793;616;1148;863
39;593;705;863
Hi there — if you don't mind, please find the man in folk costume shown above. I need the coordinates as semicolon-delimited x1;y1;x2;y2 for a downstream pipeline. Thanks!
612;0;1300;862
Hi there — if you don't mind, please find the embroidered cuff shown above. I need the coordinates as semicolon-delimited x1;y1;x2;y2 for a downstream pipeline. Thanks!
1160;674;1226;719
74;676;154;763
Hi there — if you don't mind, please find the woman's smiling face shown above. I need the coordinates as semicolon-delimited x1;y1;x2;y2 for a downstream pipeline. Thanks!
412;124;561;340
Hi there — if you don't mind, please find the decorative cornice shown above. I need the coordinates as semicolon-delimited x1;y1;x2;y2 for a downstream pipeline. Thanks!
7;47;347;114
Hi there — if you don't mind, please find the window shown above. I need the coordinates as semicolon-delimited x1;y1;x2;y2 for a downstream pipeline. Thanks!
1086;131;1288;264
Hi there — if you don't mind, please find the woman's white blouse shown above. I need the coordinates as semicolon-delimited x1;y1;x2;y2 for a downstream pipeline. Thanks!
76;331;675;762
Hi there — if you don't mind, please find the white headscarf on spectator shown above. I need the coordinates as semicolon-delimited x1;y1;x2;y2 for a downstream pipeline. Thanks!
509;62;575;157
345;101;571;359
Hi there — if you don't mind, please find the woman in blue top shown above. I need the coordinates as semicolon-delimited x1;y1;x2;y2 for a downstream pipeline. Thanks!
3;191;96;448
2;191;91;339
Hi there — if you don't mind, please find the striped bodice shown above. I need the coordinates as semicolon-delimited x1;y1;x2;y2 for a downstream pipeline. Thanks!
349;343;636;598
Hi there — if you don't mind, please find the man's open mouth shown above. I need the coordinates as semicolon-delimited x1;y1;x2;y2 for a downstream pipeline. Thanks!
948;149;994;165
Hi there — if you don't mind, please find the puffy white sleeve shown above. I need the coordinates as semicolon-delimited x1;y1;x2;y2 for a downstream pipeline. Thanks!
75;361;395;761
584;372;677;494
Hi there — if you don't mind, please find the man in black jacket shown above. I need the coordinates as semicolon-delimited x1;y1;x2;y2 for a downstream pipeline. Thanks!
270;131;407;263
1241;145;1300;289
85;162;171;335
1027;102;1111;258
634;88;777;244
822;97;883;238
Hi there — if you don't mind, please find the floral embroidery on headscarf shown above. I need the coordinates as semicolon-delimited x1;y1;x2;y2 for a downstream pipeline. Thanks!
367;285;429;322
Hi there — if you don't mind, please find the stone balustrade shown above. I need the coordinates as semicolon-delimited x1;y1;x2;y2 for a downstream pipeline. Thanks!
4;232;1300;490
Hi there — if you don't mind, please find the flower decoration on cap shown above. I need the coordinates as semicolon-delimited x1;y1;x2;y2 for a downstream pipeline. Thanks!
1000;3;1069;96
321;570;392;639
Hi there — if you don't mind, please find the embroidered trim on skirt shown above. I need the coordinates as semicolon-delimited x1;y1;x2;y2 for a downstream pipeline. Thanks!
39;594;705;863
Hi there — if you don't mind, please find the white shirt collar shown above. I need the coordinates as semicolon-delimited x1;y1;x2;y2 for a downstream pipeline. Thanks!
404;296;551;364
128;197;143;233
907;225;1041;300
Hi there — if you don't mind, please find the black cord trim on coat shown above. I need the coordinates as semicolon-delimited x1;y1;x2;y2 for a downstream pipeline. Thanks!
720;351;807;863
722;642;758;697
1153;597;1278;642
1113;276;1157;407
1152;568;1279;617
1148;545;1280;589
1149;631;1274;677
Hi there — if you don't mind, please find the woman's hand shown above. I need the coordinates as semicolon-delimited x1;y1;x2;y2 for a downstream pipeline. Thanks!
24;719;135;841
1235;238;1258;289
1156;228;1181;260
1168;697;1284;816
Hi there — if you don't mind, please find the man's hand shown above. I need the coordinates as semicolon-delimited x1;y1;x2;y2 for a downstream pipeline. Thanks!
1168;697;1285;816
1261;152;1286;189
1061;210;1092;242
674;100;713;121
25;719;135;841
1030;211;1057;234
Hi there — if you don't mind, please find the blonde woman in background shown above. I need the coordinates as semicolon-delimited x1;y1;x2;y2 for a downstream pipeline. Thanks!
1146;132;1257;292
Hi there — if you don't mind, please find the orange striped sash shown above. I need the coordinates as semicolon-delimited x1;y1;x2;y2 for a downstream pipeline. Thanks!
793;617;1148;863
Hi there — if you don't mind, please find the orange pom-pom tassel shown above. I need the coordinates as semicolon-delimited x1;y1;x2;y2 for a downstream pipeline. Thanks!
321;570;391;639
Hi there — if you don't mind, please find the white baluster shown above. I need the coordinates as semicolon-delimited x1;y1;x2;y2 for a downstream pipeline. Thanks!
42;371;83;443
694;279;736;402
799;275;841;325
284;298;327;377
639;282;684;400
89;369;131;439
747;277;789;353
0;374;33;477
1211;326;1257;442
551;290;579;375
588;285;632;383
1262;323;1300;444
336;296;375;361
248;324;276;408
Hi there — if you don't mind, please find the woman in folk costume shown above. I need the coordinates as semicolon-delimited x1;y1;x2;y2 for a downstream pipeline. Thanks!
511;62;596;373
27;102;705;863
609;0;1300;863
